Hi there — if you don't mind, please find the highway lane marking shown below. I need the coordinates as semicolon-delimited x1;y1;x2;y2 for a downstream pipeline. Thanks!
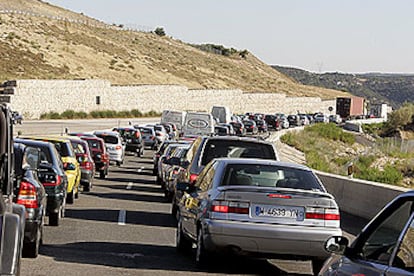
118;210;126;225
126;182;133;190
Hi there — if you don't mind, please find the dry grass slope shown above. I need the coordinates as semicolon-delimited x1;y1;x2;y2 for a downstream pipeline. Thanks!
0;0;349;99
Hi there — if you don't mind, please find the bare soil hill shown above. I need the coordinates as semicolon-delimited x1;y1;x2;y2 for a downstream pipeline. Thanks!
0;0;348;99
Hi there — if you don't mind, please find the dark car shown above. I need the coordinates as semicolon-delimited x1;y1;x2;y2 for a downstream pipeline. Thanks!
255;119;268;132
80;136;110;179
320;190;414;276
264;114;281;130
13;143;47;258
15;138;67;226
176;158;341;271
243;119;258;135
172;136;279;218
229;121;246;136
214;126;229;136
136;126;158;150
287;114;301;127
153;140;191;178
67;136;96;192
113;127;144;157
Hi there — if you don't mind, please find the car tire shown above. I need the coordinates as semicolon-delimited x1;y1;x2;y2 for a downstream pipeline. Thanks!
67;191;74;204
49;211;60;226
99;170;106;179
83;182;91;192
176;220;192;254
312;259;325;276
75;187;79;199
23;228;40;258
195;227;209;267
116;161;121;166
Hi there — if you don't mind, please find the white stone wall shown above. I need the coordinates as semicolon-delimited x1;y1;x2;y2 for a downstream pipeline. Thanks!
6;79;337;119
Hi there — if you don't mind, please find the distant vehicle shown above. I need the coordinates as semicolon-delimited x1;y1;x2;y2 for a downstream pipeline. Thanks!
94;131;125;166
264;114;281;130
255;119;268;132
287;115;301;127
211;105;232;124
80;136;109;179
113;127;144;157
336;96;366;120
298;114;310;125
136;126;158;150
320;190;414;276
176;158;340;273
314;113;329;123
67;136;95;192
161;110;187;132
182;112;215;136
11;111;23;124
243;119;258;135
229;121;246;136
329;114;342;124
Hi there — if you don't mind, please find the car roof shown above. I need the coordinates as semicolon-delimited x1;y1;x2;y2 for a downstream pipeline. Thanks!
14;138;54;149
94;130;121;136
19;135;71;143
201;135;271;144
214;158;311;171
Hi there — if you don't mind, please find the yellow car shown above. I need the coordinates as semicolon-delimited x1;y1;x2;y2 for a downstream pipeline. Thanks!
19;136;81;204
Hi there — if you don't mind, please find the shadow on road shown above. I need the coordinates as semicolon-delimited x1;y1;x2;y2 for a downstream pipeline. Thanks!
87;190;165;203
65;209;176;228
39;241;290;275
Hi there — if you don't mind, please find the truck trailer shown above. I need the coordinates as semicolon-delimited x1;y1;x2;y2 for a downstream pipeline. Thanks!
336;96;366;120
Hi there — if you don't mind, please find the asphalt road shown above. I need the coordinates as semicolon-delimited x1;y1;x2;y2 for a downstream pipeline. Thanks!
17;119;368;275
21;152;316;276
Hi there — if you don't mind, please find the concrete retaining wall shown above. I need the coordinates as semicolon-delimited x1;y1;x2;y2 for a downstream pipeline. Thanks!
316;171;408;220
5;79;337;119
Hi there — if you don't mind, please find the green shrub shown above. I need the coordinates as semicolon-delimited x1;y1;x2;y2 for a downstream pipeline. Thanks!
131;109;142;117
355;165;403;185
305;123;355;144
61;110;75;119
305;150;330;172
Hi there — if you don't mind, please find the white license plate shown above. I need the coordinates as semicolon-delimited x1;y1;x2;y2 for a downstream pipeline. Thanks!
251;205;305;221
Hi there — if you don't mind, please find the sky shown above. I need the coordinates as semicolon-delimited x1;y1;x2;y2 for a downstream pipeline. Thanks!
45;0;414;74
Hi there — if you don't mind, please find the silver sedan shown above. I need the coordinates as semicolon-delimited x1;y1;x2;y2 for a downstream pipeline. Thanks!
176;158;342;275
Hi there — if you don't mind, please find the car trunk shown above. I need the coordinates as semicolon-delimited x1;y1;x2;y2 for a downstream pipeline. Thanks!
211;186;340;228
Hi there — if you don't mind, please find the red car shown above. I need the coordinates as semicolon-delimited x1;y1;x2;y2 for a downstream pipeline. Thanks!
79;136;109;179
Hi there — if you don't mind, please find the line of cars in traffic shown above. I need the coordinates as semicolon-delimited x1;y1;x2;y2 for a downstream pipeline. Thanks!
152;118;343;275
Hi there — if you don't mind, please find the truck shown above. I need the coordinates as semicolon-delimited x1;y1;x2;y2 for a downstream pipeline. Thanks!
336;96;366;120
182;112;215;136
0;102;25;275
211;105;232;124
160;110;187;132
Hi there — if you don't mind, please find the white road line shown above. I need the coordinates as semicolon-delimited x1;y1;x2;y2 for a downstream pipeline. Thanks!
118;210;126;225
126;182;133;190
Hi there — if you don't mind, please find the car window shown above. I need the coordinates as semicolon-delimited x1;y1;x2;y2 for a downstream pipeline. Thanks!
394;216;414;271
359;200;414;264
221;164;322;190
201;140;276;165
195;161;216;192
72;142;85;155
53;141;74;157
86;139;101;150
185;137;202;164
99;135;118;144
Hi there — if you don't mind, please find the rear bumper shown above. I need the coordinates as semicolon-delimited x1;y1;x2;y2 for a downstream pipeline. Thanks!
46;193;65;214
201;219;342;259
80;169;94;185
24;219;42;243
125;144;142;152
108;152;123;162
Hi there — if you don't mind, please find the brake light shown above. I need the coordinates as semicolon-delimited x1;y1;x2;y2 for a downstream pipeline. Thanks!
135;131;140;138
305;208;340;220
151;136;155;140
43;174;62;187
115;145;122;150
211;201;249;214
84;161;93;170
17;181;38;208
267;193;291;199
189;173;198;184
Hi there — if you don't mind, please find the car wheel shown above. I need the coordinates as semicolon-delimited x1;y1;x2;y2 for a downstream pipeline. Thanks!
23;227;40;258
99;170;106;179
67;191;74;204
75;187;79;199
49;211;60;226
195;227;209;266
312;259;325;276
83;182;91;192
176;220;192;254
116;161;121;166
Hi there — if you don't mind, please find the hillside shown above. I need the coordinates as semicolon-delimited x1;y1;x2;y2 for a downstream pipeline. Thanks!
0;0;348;99
273;65;414;108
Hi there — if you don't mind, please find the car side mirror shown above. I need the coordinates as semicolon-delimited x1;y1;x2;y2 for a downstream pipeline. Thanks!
324;236;349;254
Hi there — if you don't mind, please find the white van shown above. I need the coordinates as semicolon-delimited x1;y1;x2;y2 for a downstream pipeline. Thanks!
211;105;232;124
182;112;215;136
161;110;186;131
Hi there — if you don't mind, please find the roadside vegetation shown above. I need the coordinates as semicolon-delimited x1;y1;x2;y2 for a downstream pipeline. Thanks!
39;109;161;120
281;119;413;187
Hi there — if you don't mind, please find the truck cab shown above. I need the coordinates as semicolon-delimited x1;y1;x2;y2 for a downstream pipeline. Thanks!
0;103;25;275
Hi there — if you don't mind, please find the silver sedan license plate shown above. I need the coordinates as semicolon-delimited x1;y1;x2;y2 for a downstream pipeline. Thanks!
252;204;305;221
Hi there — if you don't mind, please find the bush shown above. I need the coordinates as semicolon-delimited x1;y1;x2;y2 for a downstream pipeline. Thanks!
305;123;355;144
305;150;330;172
355;165;403;185
61;110;76;119
154;27;166;36
383;103;414;134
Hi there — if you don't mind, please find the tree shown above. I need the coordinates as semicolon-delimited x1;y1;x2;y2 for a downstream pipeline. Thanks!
154;27;166;36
